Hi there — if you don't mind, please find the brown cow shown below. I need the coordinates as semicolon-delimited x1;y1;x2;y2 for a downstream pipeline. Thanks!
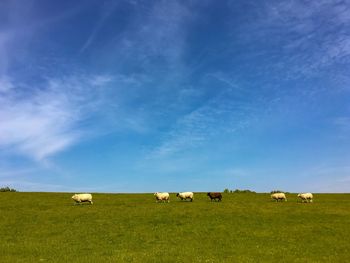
207;192;222;202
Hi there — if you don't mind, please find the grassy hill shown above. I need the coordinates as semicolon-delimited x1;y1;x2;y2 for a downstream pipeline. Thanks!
1;192;349;262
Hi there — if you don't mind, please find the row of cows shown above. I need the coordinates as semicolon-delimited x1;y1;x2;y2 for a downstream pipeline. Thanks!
153;192;222;202
271;192;313;202
71;192;222;204
71;192;313;204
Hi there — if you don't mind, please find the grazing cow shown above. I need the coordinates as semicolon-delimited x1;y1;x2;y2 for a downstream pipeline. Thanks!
154;192;170;203
271;193;287;202
207;192;222;202
72;193;93;204
176;192;194;202
298;193;313;203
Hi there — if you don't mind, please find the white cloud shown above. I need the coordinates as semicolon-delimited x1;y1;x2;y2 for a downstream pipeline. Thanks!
0;74;112;160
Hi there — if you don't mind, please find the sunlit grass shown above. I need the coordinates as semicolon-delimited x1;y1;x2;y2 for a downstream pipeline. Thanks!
1;192;349;262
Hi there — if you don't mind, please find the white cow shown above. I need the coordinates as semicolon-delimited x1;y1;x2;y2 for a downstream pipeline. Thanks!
72;193;93;204
298;193;313;203
176;192;194;201
271;192;287;202
154;192;170;203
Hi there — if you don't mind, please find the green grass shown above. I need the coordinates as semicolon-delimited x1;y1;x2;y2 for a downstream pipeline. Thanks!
1;193;349;262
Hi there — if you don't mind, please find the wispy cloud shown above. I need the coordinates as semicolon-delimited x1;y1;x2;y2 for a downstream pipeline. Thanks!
0;74;112;160
0;4;101;161
228;1;350;89
79;1;119;53
104;0;192;74
148;75;263;158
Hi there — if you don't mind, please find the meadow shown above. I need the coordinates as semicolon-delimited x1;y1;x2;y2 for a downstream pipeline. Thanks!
0;192;349;262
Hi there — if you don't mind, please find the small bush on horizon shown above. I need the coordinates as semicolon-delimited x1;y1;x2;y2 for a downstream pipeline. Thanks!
0;186;17;192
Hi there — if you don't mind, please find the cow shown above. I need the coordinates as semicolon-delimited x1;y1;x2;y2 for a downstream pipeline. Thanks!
72;193;93;204
176;192;194;202
154;192;170;203
298;193;313;203
207;192;222;202
271;192;287;202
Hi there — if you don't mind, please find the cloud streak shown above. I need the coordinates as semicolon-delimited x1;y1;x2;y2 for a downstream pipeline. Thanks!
148;75;263;158
79;1;119;53
0;74;112;160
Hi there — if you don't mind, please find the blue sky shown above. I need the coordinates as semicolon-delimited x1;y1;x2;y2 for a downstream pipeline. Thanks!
0;0;349;193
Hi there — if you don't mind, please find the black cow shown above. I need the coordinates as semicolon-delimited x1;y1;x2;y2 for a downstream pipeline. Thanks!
207;192;222;202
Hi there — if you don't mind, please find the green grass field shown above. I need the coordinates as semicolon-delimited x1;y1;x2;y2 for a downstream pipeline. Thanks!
1;192;349;262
